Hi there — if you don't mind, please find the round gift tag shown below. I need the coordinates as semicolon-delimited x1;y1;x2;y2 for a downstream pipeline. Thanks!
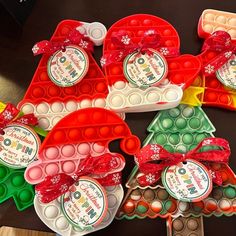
216;54;236;89
47;45;89;87
61;176;108;230
0;123;40;169
161;159;212;202
123;48;168;87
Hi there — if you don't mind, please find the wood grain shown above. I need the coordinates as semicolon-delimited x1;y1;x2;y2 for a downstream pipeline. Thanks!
0;226;55;236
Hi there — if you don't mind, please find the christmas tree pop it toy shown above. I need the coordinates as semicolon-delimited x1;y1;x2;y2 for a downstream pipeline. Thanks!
117;105;236;236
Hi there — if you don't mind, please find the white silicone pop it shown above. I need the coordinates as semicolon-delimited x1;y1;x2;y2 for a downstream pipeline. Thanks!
25;143;125;185
77;22;107;46
106;80;183;113
20;100;125;131
34;185;123;236
198;9;236;40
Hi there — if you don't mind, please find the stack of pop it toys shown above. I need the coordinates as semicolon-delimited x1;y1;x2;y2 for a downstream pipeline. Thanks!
0;8;235;236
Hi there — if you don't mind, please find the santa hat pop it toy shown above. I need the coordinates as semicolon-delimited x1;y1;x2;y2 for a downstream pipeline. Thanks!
25;107;140;185
102;14;202;113
17;20;125;132
25;107;140;235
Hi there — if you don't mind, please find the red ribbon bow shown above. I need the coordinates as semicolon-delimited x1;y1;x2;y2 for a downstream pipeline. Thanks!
101;29;179;67
35;153;125;203
32;28;94;56
135;137;230;186
202;31;236;75
0;103;38;134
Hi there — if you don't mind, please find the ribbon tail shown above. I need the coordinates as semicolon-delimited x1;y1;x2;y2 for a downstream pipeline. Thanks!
202;31;232;52
210;170;223;186
15;113;38;126
203;50;233;75
158;47;180;57
137;171;162;186
96;172;122;186
188;137;230;163
101;51;125;67
35;173;75;203
32;40;54;56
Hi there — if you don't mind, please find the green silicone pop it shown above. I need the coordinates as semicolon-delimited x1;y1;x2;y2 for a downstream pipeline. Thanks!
0;164;34;211
144;132;213;153
143;104;216;153
147;104;215;133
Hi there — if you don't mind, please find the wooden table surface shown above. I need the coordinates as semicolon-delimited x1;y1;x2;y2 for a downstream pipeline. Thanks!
0;0;236;235
0;226;55;236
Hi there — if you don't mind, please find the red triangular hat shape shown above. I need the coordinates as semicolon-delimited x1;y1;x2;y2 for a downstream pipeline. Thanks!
18;20;110;130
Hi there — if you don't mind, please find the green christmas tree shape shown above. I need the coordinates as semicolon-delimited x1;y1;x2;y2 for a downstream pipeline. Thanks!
0;164;34;211
143;104;215;153
117;104;236;236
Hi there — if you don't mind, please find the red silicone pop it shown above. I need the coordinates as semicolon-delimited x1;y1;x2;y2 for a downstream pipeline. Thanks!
18;20;111;131
181;48;236;110
25;108;140;185
185;73;236;110
103;14;201;88
102;14;201;113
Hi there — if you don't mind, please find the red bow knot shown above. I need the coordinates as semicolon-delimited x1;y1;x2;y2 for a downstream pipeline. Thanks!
32;28;94;56
202;31;236;75
0;103;38;134
136;137;230;187
35;153;125;203
101;29;179;67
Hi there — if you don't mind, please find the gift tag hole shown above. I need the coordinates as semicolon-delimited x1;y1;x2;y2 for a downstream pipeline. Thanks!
0;130;5;135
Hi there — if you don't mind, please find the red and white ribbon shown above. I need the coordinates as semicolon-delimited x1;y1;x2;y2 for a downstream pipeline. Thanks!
0;103;38;134
135;137;230;186
35;153;125;203
202;31;236;75
32;28;94;56
100;29;179;67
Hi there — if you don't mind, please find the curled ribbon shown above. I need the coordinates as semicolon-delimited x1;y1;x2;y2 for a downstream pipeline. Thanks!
32;28;94;56
135;137;230;186
100;29;179;67
0;103;38;134
201;31;236;75
35;153;125;203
